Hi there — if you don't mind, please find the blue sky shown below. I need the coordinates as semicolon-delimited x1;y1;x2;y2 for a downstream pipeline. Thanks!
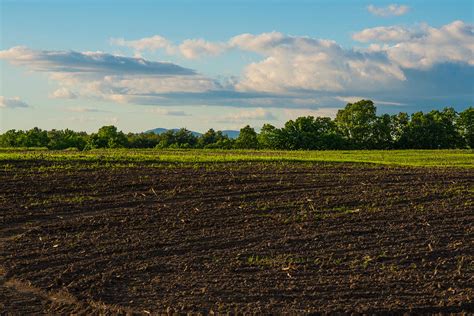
1;0;473;133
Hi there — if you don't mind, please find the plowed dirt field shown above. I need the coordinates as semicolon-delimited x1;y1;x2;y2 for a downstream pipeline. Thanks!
1;160;473;314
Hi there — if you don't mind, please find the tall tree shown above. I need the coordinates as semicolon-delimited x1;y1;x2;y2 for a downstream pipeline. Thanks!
402;108;463;149
258;124;282;149
87;125;128;149
47;129;87;150
457;107;473;148
371;114;394;149
392;112;410;149
235;125;259;149
335;100;377;149
0;130;24;147
278;116;344;150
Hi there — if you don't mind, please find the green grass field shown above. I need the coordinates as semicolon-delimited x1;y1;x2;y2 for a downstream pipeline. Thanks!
0;148;472;168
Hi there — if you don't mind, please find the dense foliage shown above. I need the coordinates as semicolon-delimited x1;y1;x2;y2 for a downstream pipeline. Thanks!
1;101;473;150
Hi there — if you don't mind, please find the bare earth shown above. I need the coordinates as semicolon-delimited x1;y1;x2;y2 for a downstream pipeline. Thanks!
1;160;473;314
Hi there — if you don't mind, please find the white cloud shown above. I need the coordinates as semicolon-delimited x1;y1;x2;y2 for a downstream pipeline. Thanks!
111;20;472;78
108;22;472;98
179;39;227;59
2;20;473;111
0;96;29;108
111;36;227;59
217;107;277;123
0;46;194;75
355;20;474;69
49;87;77;99
231;32;406;93
110;35;175;55
353;25;421;42
229;32;287;54
367;4;410;17
0;46;217;105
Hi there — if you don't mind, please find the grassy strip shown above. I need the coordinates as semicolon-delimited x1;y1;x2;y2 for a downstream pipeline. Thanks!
0;149;472;168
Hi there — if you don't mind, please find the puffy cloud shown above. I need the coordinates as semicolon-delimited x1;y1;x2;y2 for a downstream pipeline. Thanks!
353;25;421;42
179;39;227;59
229;32;288;54
117;28;473;95
111;35;227;59
0;46;217;105
2;20;473;112
387;21;474;69
110;35;175;55
231;32;406;93
367;4;409;17
0;96;29;108
355;20;474;69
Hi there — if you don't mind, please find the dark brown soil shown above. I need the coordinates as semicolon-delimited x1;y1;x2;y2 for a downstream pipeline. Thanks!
1;161;473;314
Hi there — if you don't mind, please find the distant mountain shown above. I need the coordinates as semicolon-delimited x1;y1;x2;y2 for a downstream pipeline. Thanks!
146;128;240;139
146;128;202;137
146;128;168;134
221;130;240;139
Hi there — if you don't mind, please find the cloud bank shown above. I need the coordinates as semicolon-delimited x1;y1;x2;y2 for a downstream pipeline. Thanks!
0;46;195;75
1;20;472;111
356;20;474;69
0;46;218;105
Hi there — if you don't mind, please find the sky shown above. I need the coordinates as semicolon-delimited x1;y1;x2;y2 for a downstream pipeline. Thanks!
0;0;473;133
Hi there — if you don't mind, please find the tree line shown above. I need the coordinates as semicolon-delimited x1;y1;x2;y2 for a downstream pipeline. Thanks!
1;100;473;150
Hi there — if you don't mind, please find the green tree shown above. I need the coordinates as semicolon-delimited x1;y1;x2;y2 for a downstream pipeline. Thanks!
22;127;49;147
371;114;394;149
198;129;231;148
156;128;197;148
392;112;410;148
258;124;281;149
86;125;128;149
127;132;161;148
235;125;259;149
214;137;235;149
47;129;87;150
278;116;344;150
402;108;463;149
173;128;198;148
436;107;464;148
198;128;218;148
156;130;176;148
0;130;24;147
335;100;377;149
457;107;474;148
